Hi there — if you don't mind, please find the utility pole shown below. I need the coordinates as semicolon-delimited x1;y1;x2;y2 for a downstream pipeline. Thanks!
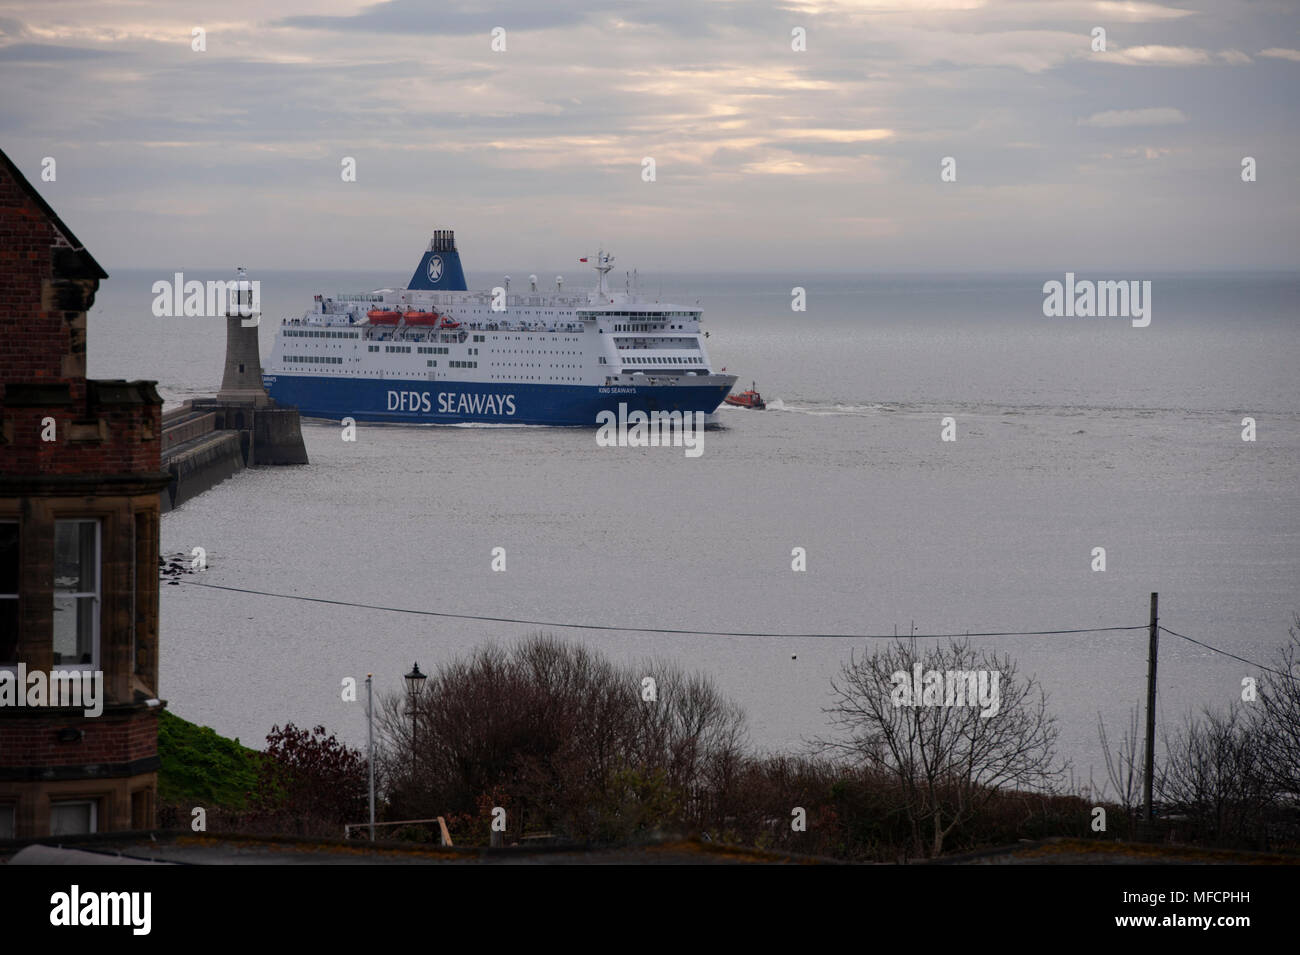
1143;593;1158;828
366;673;375;842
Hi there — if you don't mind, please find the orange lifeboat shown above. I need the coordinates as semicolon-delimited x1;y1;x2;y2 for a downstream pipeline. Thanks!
403;310;439;325
439;316;461;329
368;309;400;324
724;381;766;410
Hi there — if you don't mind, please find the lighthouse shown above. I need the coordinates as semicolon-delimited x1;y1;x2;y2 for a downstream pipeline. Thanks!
217;266;271;406
182;264;308;477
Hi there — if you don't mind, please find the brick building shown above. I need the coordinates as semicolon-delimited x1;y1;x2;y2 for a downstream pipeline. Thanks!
0;147;168;838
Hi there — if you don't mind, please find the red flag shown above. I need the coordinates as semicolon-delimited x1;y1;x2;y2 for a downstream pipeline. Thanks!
579;257;588;262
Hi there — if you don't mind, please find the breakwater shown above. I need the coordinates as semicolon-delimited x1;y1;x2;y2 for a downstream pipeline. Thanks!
160;400;307;512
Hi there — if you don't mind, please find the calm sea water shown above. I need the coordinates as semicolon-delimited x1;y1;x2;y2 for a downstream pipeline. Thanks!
88;269;1300;787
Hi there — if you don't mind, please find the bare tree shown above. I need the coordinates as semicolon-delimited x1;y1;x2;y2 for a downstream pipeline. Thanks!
1158;704;1272;847
1097;706;1147;833
822;638;1063;857
1256;614;1300;798
374;633;749;843
632;660;749;828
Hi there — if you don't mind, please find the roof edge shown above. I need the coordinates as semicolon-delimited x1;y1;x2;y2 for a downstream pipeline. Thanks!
0;146;108;280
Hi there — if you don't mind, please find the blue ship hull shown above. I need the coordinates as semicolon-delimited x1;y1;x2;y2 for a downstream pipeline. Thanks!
263;374;732;426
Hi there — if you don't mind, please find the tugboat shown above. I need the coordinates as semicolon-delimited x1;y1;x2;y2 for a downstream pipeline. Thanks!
724;381;765;410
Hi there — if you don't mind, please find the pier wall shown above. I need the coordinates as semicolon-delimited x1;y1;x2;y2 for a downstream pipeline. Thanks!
160;430;244;514
251;406;311;466
160;411;217;453
160;400;307;512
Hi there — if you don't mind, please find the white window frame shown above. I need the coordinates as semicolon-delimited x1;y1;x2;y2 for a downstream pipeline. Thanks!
52;519;100;671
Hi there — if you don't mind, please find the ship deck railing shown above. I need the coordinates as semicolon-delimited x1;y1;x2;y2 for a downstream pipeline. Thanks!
280;317;589;335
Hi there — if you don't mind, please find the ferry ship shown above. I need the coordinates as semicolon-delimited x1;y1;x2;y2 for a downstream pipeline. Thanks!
262;231;737;426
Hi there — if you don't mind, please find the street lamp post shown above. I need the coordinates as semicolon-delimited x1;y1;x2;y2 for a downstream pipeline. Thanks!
404;662;427;780
365;673;375;841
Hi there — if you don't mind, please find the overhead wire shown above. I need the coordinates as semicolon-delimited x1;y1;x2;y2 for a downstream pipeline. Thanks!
177;578;1147;640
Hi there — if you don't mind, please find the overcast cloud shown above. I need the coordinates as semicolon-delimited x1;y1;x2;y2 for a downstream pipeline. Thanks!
1;0;1296;272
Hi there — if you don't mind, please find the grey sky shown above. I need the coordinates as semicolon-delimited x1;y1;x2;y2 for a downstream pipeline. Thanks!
1;0;1297;272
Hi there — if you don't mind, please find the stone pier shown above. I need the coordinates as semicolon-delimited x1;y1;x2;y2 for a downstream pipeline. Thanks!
159;400;308;512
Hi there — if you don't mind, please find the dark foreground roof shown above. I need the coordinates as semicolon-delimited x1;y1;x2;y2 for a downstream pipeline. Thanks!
5;831;1293;865
1;830;842;865
925;837;1298;866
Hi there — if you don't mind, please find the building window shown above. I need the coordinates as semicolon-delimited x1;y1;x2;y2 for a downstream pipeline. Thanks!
0;522;16;665
50;799;97;836
53;520;99;667
0;804;13;839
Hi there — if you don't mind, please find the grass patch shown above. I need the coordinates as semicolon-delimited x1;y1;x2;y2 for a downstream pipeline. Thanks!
157;710;261;810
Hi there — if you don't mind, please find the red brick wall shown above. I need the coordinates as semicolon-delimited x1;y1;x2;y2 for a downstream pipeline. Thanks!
0;159;162;477
0;161;67;383
0;710;158;767
1;409;161;475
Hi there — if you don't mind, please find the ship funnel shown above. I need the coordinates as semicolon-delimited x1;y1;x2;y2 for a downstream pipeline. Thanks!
407;228;468;291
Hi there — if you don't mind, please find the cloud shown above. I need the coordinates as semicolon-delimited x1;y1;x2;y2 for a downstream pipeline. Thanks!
1091;1;1197;21
0;16;28;39
786;0;1190;18
0;42;118;61
280;0;589;36
0;0;1294;270
770;128;895;143
277;0;780;38
1103;45;1213;66
783;0;986;10
844;26;1089;73
739;157;819;175
1100;145;1174;159
1078;107;1187;127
